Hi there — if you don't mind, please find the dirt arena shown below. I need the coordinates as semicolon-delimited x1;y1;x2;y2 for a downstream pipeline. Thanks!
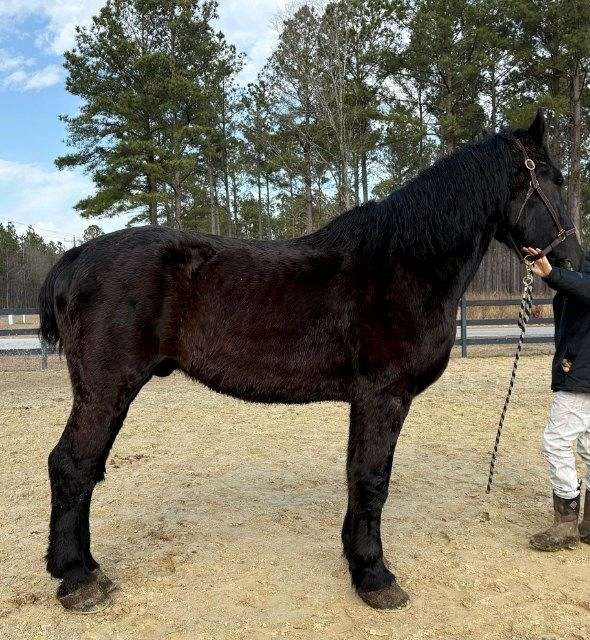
0;355;588;640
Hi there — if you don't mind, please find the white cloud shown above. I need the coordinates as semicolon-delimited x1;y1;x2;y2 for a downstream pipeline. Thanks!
0;50;33;72
36;1;106;55
0;1;292;85
216;0;290;84
2;63;61;90
0;1;105;54
0;45;60;91
22;63;61;89
0;158;124;244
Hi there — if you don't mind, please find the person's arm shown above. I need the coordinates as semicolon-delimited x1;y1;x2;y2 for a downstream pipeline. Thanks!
543;267;590;304
524;246;590;304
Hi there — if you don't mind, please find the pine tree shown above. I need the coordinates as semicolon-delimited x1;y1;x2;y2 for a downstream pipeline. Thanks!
268;5;321;232
56;0;237;227
505;0;590;231
401;0;491;152
82;224;104;242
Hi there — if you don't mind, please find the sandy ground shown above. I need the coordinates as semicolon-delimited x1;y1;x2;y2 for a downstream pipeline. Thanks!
0;355;588;640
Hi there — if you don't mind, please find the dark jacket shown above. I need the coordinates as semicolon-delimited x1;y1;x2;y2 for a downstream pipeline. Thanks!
543;253;590;392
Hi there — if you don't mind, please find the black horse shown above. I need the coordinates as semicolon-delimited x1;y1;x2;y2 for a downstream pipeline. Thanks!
39;110;581;612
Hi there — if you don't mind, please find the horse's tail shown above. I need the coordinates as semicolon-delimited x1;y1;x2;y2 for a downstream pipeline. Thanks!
39;245;82;349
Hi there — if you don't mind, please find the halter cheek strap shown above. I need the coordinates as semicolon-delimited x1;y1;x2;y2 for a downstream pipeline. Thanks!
512;139;576;262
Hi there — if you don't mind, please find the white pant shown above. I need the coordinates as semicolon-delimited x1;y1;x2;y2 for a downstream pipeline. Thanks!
543;391;590;499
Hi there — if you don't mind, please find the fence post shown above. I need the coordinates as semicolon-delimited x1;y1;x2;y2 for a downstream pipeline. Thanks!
41;339;48;371
460;296;468;358
8;314;13;325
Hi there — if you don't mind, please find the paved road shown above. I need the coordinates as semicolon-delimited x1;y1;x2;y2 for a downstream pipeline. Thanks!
458;324;553;340
0;336;43;352
0;324;555;353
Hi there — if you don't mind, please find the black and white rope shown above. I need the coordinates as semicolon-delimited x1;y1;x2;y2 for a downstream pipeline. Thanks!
486;261;534;493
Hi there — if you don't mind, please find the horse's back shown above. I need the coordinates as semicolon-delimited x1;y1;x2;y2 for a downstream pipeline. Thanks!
167;234;354;402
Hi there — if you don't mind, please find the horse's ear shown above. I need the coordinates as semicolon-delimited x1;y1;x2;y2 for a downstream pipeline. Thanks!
528;109;546;143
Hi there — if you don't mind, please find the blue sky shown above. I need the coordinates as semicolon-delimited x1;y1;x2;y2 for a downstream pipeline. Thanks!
0;0;288;247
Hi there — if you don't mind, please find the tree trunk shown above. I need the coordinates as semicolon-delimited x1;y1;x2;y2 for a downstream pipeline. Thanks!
265;174;271;237
490;66;498;133
147;174;158;225
567;67;583;234
220;82;233;237
340;153;351;211
208;161;217;235
548;66;565;166
223;166;232;237
173;170;182;228
361;152;368;203
353;155;360;207
231;173;239;238
213;176;220;235
257;167;263;239
317;175;323;223
289;175;296;238
418;85;424;164
303;143;313;233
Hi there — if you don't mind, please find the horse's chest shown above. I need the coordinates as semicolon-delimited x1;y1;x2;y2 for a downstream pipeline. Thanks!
361;306;456;392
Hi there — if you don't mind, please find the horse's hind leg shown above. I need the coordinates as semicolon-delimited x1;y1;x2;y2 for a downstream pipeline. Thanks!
342;386;411;609
46;376;142;612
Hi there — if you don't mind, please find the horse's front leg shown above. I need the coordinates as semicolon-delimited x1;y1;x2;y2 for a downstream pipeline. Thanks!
342;385;411;609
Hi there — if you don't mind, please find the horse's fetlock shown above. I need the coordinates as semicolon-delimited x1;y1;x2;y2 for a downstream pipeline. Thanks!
353;559;393;593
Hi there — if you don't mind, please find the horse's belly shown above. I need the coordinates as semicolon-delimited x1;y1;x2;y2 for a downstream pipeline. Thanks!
180;328;351;404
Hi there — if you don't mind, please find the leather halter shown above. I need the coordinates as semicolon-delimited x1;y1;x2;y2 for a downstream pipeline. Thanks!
509;139;576;262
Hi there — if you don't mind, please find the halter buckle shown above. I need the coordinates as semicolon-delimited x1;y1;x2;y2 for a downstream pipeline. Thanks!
525;158;536;171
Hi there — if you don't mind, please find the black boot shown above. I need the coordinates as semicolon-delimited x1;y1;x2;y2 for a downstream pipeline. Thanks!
579;488;590;544
530;492;580;552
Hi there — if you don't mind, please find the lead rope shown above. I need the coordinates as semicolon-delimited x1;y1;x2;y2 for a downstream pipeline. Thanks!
486;258;534;493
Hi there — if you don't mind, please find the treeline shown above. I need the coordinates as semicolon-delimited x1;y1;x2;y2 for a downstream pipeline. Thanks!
57;0;590;243
0;224;65;308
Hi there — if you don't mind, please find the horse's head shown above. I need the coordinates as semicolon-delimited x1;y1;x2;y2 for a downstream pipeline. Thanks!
498;109;582;271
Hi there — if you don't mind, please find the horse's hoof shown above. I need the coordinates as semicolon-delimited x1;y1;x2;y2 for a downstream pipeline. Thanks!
358;581;410;610
58;578;111;614
92;568;117;594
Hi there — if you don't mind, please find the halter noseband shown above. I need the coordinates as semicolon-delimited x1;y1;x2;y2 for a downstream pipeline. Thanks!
509;139;576;262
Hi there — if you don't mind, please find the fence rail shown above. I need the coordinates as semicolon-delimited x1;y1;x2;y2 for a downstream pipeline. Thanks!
1;307;38;316
0;328;38;336
0;308;48;368
456;296;554;357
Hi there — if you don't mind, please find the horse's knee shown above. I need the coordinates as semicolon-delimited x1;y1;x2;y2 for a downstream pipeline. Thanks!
48;444;71;498
48;443;86;493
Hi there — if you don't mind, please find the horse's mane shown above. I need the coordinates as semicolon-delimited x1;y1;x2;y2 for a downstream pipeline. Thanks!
308;132;515;261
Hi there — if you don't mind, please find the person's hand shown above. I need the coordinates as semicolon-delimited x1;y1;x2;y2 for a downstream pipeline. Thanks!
523;247;553;277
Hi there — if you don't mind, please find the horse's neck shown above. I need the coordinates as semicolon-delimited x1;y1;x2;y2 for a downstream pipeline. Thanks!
379;146;508;300
448;227;497;301
403;226;497;308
